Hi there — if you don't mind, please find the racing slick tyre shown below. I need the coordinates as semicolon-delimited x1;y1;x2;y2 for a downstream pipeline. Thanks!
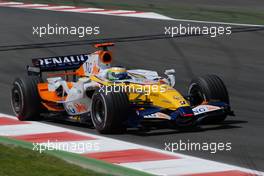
188;74;230;123
91;87;129;134
11;76;42;121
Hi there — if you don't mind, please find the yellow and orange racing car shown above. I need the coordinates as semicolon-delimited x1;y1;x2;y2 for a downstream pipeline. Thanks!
11;43;234;134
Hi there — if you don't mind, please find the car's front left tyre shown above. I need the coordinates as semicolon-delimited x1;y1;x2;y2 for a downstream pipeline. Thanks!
91;87;129;134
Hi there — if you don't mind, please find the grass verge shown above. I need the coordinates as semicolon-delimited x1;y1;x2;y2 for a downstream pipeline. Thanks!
0;143;108;176
0;137;154;176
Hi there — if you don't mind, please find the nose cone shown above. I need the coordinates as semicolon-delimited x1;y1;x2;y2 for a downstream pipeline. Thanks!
178;106;194;117
149;85;190;110
171;107;197;127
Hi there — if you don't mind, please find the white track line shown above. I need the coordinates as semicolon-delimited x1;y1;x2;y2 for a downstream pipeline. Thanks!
120;158;237;176
171;18;264;27
33;6;75;10
0;123;64;136
120;12;174;20
0;2;23;5
7;4;48;8
57;8;104;12
1;1;263;26
39;139;140;154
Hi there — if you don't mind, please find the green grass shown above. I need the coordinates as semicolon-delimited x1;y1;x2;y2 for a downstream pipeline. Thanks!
0;143;109;176
15;0;264;25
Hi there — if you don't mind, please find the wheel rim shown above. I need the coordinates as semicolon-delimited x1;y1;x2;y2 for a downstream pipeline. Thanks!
189;84;205;105
94;98;105;125
11;88;22;114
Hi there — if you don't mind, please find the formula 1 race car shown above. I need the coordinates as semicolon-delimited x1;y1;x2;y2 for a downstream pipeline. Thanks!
11;43;234;134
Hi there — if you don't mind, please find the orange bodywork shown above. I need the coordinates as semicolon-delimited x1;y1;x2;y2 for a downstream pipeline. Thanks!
99;51;112;64
75;66;86;77
37;82;73;111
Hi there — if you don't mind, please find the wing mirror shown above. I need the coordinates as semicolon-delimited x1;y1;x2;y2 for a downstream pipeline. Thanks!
165;69;175;75
164;69;176;87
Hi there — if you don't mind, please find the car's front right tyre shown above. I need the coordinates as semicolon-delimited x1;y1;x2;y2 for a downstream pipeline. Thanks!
188;74;230;123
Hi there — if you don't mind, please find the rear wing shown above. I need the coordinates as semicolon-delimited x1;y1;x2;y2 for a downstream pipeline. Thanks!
27;43;115;76
27;54;89;75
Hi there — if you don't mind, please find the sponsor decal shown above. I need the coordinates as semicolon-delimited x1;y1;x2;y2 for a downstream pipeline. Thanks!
192;105;220;115
32;54;89;70
71;115;81;121
173;96;181;100
179;100;186;105
66;102;88;114
144;114;158;118
144;113;171;120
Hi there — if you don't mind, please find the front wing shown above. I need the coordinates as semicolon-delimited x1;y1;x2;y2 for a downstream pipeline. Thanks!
141;102;233;124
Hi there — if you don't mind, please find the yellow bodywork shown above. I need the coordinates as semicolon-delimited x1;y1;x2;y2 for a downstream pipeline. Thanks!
90;75;190;110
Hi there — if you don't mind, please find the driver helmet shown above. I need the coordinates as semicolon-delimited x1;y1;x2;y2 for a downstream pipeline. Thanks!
107;67;128;81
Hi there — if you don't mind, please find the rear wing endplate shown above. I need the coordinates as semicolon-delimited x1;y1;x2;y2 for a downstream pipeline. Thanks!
27;54;89;75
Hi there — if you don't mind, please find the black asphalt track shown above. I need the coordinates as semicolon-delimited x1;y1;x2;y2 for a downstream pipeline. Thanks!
0;7;264;172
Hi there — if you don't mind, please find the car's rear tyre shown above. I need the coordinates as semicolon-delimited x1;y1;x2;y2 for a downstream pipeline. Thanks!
188;74;229;123
11;76;42;121
91;87;129;134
